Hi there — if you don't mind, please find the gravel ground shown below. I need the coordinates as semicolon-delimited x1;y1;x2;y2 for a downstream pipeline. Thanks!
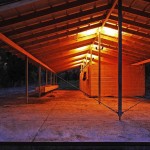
0;90;150;143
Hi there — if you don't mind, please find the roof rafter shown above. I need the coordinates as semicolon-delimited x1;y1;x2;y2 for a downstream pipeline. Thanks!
132;59;150;65
0;0;97;27
122;5;150;18
2;4;110;36
17;23;149;49
0;33;55;73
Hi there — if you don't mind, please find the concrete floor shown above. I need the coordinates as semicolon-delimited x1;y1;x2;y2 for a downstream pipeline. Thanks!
0;90;150;142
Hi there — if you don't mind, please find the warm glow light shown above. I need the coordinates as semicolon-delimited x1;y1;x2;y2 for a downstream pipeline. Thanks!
101;27;118;37
73;54;86;59
73;60;83;64
76;45;89;51
87;53;98;60
72;64;80;67
78;28;97;37
91;44;107;52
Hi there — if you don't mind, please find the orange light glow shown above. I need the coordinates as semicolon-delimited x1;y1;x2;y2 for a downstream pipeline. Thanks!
87;53;98;60
73;60;83;64
101;27;118;37
76;45;89;51
91;44;107;52
78;28;97;37
73;54;86;59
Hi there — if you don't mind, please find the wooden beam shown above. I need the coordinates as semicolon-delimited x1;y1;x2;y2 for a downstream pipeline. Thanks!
0;0;38;11
110;15;150;30
3;4;110;36
105;23;150;39
29;38;93;56
52;60;83;68
18;22;149;50
0;0;97;27
46;55;85;65
20;23;99;48
122;6;150;18
100;34;150;56
97;38;150;58
0;33;55;73
34;39;92;57
143;0;150;2
12;15;105;43
8;14;149;45
132;59;150;65
43;50;88;63
25;34;95;51
96;43;146;61
101;0;118;28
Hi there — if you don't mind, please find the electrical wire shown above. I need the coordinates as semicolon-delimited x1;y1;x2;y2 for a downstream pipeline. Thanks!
56;74;118;114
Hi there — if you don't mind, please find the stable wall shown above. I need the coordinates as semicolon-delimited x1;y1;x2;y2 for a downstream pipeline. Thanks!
80;64;145;97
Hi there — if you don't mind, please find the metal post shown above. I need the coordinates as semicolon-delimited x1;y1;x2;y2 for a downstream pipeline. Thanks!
56;74;57;84
51;72;53;85
46;70;48;85
98;27;101;104
38;66;41;97
53;74;55;85
118;0;123;121
90;46;93;65
85;54;88;65
26;56;29;104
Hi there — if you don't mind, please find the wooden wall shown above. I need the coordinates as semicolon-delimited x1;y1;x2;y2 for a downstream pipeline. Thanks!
80;64;145;97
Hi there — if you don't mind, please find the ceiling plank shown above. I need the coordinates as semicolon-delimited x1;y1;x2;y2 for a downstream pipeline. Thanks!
110;15;150;30
6;14;149;44
31;38;93;56
13;15;105;43
122;6;150;18
0;0;97;27
18;22;150;49
20;23;99;48
105;23;150;38
42;50;88;63
28;34;95;53
3;4;110;36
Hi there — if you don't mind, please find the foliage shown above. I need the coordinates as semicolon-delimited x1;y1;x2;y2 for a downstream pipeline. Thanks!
0;49;38;88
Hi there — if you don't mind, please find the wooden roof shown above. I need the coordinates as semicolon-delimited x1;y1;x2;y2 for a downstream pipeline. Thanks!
0;0;150;73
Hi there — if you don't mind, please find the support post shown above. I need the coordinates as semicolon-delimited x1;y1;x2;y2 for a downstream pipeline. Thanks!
38;66;41;97
98;27;101;104
55;74;57;84
90;46;93;65
53;74;55;85
118;0;123;121
50;72;53;85
26;56;29;104
46;70;48;85
85;54;88;65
